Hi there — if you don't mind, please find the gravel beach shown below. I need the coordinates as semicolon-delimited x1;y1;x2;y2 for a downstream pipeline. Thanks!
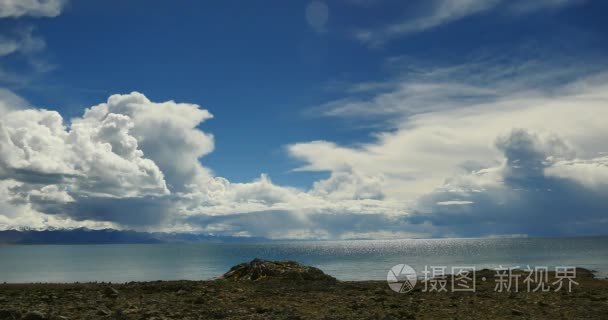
1;262;607;320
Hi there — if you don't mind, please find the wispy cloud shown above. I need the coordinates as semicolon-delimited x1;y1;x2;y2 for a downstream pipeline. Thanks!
314;51;603;121
0;1;66;105
356;0;497;46
0;0;67;18
356;0;585;47
0;26;45;58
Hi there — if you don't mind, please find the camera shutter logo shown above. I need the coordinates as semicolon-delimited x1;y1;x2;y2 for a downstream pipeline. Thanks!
387;264;417;293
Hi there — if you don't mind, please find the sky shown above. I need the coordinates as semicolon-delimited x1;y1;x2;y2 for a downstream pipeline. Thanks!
0;0;607;239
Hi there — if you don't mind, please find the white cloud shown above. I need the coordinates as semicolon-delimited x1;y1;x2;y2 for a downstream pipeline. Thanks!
82;92;214;192
316;82;498;118
310;170;385;200
0;0;66;18
0;88;28;114
0;105;169;198
357;0;498;46
436;200;473;206
545;156;608;190
0;179;116;231
408;129;608;237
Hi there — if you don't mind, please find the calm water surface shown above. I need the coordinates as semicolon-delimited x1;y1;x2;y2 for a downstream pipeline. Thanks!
1;237;607;282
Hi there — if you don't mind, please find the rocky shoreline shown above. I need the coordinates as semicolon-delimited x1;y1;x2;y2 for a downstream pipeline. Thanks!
1;260;607;319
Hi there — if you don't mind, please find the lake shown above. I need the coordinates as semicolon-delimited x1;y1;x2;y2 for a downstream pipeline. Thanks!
1;237;607;283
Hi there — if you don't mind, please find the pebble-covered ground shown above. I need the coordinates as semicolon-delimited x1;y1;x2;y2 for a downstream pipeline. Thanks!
0;269;607;319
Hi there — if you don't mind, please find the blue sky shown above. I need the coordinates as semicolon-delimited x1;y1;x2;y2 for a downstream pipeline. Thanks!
1;0;608;238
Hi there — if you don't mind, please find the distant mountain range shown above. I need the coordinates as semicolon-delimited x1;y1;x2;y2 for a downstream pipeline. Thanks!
0;228;269;244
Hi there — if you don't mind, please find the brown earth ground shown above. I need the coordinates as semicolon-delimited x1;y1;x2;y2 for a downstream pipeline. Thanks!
1;269;607;319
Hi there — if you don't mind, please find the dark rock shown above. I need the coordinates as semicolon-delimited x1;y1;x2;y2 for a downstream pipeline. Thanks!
254;307;270;314
221;258;337;282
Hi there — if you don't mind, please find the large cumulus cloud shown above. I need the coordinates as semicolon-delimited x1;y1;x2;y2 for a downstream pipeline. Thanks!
85;93;215;192
0;93;176;227
0;104;169;197
409;129;608;237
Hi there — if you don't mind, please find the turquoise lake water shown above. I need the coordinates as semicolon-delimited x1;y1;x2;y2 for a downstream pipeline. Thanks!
1;237;607;283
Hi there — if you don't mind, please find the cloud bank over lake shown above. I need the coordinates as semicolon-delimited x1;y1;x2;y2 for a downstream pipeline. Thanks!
2;72;608;238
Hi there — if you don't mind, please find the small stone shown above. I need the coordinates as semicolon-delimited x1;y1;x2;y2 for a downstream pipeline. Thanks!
255;307;270;314
176;289;187;295
511;308;525;316
96;308;111;316
103;286;119;298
